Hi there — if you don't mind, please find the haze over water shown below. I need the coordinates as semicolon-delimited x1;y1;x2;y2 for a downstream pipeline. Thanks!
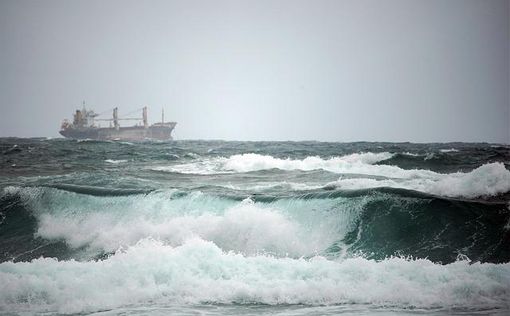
0;0;508;142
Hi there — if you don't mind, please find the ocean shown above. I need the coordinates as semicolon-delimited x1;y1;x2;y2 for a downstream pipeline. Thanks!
0;138;509;315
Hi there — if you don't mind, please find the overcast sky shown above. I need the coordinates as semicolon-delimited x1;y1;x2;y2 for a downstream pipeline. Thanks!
0;0;508;142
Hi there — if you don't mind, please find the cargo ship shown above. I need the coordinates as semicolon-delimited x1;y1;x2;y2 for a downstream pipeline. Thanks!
60;103;176;141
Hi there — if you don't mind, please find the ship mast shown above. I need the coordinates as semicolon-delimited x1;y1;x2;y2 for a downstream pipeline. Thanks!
143;106;148;128
113;107;119;129
162;108;164;124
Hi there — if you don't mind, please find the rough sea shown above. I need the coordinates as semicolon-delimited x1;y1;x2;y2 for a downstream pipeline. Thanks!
0;138;509;315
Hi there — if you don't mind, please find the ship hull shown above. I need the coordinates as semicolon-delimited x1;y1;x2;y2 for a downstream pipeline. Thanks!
60;124;176;141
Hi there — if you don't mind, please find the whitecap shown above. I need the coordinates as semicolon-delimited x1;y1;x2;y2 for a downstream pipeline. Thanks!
0;238;508;314
328;162;510;198
105;159;128;164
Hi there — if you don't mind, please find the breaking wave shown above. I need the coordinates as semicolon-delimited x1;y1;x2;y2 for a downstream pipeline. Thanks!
1;238;509;314
0;187;350;258
328;162;510;199
152;152;410;177
152;153;510;198
1;185;508;264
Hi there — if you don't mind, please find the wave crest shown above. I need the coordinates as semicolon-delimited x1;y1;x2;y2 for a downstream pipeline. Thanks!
329;162;510;198
1;238;509;314
152;152;510;198
3;187;349;258
152;152;440;179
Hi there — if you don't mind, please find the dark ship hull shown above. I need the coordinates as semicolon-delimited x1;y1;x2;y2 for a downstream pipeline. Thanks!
60;124;176;141
60;105;176;141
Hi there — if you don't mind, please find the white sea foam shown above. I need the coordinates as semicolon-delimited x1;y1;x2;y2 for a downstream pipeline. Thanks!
152;153;510;198
154;152;396;175
35;198;334;256
424;152;436;160
329;162;510;198
7;187;354;257
402;152;422;157
0;238;508;314
152;160;223;174
105;159;127;164
223;152;395;172
440;148;459;153
153;152;441;179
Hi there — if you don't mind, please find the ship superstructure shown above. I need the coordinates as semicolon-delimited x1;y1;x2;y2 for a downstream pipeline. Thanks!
60;103;176;141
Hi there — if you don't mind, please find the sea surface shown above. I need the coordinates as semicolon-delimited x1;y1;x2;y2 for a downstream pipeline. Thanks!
0;138;509;315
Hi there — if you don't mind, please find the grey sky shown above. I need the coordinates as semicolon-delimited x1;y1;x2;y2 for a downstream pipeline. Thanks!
0;0;508;142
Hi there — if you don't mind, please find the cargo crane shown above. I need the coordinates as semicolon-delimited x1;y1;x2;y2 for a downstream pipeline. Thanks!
60;102;176;141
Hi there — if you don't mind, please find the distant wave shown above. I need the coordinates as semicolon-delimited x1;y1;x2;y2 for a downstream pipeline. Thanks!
151;153;510;198
105;159;128;164
440;148;459;153
151;152;422;177
216;162;510;199
328;162;510;199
